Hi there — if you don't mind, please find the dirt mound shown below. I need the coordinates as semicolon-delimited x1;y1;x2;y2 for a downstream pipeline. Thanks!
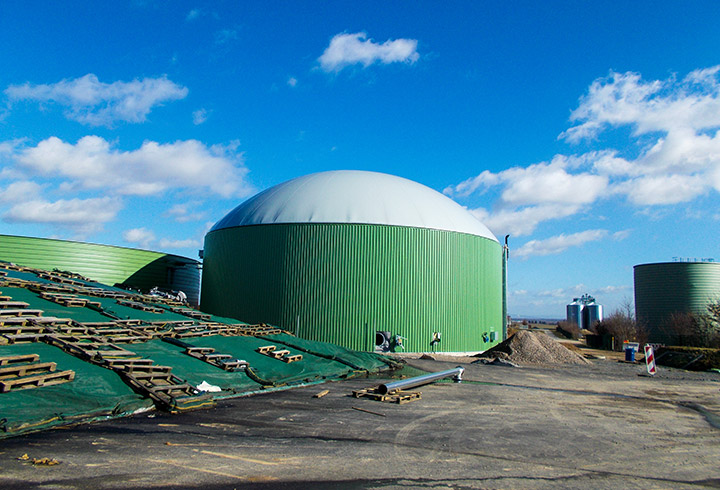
477;330;590;365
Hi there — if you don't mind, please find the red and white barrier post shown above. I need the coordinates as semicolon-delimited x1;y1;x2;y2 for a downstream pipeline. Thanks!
644;344;657;376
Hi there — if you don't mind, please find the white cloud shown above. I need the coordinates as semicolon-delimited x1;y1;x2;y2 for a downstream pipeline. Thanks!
562;67;720;142
513;230;609;259
5;74;187;127
612;229;632;241
448;66;720;238
318;32;419;73
158;237;202;249
560;67;720;204
215;29;237;45
448;156;608;236
192;108;208;125
123;227;201;251
287;77;298;87
186;8;201;21
615;174;707;205
9;136;253;198
3;197;122;233
470;204;582;237
0;181;45;203
123;227;156;249
165;203;207;223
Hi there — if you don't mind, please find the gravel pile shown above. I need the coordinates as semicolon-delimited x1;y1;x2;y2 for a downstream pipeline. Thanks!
476;330;590;365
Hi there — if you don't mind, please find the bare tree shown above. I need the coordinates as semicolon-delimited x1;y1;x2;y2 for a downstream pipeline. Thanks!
594;297;648;349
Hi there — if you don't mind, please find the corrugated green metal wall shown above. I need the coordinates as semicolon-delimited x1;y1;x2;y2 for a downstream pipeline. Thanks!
201;223;503;352
634;262;720;344
0;235;200;306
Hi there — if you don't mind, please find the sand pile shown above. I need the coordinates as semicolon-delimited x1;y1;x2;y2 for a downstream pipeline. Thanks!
476;330;590;365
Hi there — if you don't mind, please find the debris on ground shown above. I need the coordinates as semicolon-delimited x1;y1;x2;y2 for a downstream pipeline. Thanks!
312;389;329;398
475;330;590;365
351;406;386;417
473;357;519;367
419;354;435;360
17;454;60;466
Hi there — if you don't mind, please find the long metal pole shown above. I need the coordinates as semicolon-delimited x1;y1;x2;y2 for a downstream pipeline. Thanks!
378;367;464;394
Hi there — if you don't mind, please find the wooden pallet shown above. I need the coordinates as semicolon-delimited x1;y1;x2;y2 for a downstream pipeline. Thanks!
0;278;32;288
146;320;195;328
0;263;30;272
104;358;154;370
170;307;211;321
0;323;51;343
116;299;164;313
0;361;57;379
36;272;85;286
28;283;75;294
115;319;143;326
0;354;39;366
45;335;136;361
184;346;248;371
0;309;43;317
118;368;214;413
352;386;422;404
0;301;30;309
0;370;75;392
39;292;101;308
256;345;303;363
270;349;291;359
0;354;75;393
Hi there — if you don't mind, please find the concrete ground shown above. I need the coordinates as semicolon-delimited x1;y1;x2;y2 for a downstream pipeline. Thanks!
1;356;719;490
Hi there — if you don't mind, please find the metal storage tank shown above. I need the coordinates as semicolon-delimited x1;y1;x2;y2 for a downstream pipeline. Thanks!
566;301;583;327
0;234;201;306
583;303;603;330
634;261;720;344
201;170;504;353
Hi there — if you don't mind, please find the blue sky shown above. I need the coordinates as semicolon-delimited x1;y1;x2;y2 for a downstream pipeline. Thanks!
1;1;720;318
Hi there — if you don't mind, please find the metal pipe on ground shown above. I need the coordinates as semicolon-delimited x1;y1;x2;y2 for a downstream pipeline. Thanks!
378;366;464;395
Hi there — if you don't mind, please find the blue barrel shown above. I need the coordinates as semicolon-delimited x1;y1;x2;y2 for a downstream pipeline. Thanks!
625;348;636;362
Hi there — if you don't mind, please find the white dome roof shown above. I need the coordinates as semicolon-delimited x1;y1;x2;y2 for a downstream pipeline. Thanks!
210;170;498;241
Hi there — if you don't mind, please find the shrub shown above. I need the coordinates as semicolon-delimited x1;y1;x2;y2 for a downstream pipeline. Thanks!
556;321;581;340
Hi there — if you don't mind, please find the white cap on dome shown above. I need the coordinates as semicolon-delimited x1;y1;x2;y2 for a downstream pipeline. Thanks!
211;170;498;241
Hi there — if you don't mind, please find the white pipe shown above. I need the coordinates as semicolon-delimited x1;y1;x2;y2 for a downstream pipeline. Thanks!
378;366;464;395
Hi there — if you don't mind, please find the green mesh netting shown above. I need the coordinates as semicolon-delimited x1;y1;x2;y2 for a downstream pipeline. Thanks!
259;333;402;372
128;339;263;393
0;271;399;439
1;268;56;284
0;343;153;438
74;295;194;322
2;287;113;323
165;335;368;386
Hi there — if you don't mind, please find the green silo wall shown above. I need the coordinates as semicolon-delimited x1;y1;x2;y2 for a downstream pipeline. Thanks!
634;262;720;344
0;235;200;305
201;223;503;353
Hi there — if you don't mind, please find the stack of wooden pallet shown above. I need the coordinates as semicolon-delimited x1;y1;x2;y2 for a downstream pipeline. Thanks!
0;354;75;393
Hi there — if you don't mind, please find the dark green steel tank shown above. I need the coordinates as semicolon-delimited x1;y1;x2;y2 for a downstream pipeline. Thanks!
0;234;200;305
634;261;720;344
